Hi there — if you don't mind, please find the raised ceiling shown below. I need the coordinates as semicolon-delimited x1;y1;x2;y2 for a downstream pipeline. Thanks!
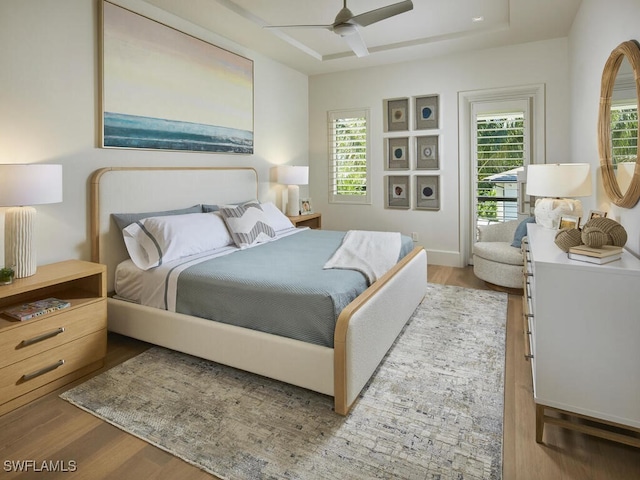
142;0;582;75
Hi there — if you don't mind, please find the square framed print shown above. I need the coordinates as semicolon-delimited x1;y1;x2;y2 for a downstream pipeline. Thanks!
384;98;409;132
386;137;410;170
415;175;440;210
386;175;410;209
416;135;439;169
414;94;439;130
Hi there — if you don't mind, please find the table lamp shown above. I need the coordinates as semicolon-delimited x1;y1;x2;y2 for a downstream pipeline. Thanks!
276;165;309;216
525;163;591;229
0;164;63;278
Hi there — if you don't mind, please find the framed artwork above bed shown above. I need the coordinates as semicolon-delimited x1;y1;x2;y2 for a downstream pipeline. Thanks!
100;1;254;154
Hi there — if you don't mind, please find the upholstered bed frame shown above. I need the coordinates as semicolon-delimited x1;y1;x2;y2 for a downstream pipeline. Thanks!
90;167;428;415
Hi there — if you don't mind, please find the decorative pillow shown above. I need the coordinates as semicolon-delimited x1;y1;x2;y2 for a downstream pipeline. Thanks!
511;217;536;248
218;202;276;248
260;201;294;232
202;204;220;213
113;205;202;231
123;212;232;270
202;200;254;213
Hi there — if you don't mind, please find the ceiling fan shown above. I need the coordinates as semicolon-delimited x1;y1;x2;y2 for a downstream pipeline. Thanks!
264;0;414;58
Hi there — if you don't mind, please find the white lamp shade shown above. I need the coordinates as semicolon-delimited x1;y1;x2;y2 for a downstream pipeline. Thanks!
276;165;309;186
0;164;63;206
525;163;592;198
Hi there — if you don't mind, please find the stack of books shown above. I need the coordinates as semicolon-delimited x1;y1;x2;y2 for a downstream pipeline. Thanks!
567;245;623;265
4;297;71;321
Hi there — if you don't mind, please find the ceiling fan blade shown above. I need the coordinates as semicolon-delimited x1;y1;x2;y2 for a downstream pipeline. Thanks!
264;24;332;30
351;0;413;27
342;27;369;57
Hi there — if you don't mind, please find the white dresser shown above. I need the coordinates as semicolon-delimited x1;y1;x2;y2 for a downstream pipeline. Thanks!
523;223;640;446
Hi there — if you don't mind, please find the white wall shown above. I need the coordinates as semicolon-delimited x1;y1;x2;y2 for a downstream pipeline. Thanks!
0;0;308;266
309;39;570;266
568;0;640;256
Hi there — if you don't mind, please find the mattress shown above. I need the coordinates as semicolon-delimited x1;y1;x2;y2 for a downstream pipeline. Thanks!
115;229;414;347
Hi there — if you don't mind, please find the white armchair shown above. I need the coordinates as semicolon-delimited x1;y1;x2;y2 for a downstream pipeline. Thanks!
472;220;524;291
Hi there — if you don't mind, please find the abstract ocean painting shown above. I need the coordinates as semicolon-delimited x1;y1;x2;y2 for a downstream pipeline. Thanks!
101;1;253;153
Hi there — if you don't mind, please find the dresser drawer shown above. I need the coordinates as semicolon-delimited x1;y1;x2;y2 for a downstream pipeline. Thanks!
0;300;106;370
0;329;106;406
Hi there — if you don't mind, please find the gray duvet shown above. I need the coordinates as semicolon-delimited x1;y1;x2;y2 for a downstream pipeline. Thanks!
175;229;413;348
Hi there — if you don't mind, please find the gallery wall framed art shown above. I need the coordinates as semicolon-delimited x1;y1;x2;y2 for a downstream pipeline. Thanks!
383;98;409;132
414;94;439;130
100;1;254;153
385;175;410;209
415;175;440;210
386;137;410;170
415;135;439;169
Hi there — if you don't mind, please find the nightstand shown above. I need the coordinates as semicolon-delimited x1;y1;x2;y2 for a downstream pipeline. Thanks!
0;260;107;416
288;212;322;229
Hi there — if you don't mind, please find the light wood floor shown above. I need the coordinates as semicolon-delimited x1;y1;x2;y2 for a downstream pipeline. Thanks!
1;265;638;479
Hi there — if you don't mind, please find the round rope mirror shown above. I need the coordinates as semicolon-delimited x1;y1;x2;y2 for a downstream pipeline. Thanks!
598;40;640;208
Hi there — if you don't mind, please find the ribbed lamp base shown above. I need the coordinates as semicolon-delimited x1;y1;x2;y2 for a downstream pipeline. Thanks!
4;206;37;278
286;185;300;217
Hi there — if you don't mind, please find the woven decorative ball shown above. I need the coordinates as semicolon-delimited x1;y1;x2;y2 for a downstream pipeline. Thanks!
554;228;583;252
581;217;627;248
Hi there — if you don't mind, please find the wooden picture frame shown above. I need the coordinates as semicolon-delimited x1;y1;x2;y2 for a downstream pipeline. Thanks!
414;95;439;130
416;135;439;170
100;1;254;153
414;175;440;210
383;98;409;132
558;215;580;230
386;175;410;209
587;210;607;221
386;137;410;170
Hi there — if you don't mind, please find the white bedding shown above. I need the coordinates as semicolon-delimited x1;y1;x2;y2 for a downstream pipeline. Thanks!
323;230;402;284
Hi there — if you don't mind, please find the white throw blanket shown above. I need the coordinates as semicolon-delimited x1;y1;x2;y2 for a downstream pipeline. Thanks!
323;230;402;284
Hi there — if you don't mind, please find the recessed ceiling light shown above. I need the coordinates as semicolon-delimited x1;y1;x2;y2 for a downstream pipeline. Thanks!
472;16;484;22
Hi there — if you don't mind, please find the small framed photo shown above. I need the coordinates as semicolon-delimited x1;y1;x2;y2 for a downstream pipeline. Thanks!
386;137;409;170
300;198;313;215
415;175;440;210
416;135;439;169
558;215;580;230
386;175;410;209
588;210;607;221
384;98;409;132
414;94;439;130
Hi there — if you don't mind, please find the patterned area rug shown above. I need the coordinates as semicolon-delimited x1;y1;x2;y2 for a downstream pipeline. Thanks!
61;284;507;479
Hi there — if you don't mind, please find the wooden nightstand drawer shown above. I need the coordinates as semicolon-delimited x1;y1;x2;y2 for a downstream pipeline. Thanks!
0;300;106;370
0;329;106;408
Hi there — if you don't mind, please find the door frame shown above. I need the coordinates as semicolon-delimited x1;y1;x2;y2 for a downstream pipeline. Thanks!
458;84;546;266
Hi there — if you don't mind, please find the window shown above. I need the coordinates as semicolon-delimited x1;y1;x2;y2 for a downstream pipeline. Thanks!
611;103;638;165
328;109;370;204
474;111;527;225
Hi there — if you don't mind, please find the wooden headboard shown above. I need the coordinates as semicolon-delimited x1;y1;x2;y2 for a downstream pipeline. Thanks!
90;167;259;290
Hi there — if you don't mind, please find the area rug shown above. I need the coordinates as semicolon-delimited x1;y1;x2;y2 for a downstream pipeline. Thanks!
60;283;507;479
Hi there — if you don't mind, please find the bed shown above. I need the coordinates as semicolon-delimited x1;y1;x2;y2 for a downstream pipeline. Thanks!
90;167;428;415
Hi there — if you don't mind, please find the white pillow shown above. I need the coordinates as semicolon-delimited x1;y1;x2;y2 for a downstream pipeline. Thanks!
123;212;232;270
260;202;294;232
218;202;276;248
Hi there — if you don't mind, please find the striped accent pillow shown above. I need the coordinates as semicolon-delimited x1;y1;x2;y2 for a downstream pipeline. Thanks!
219;202;276;248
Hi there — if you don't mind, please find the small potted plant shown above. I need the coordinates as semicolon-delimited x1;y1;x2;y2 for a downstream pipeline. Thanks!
0;266;15;285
